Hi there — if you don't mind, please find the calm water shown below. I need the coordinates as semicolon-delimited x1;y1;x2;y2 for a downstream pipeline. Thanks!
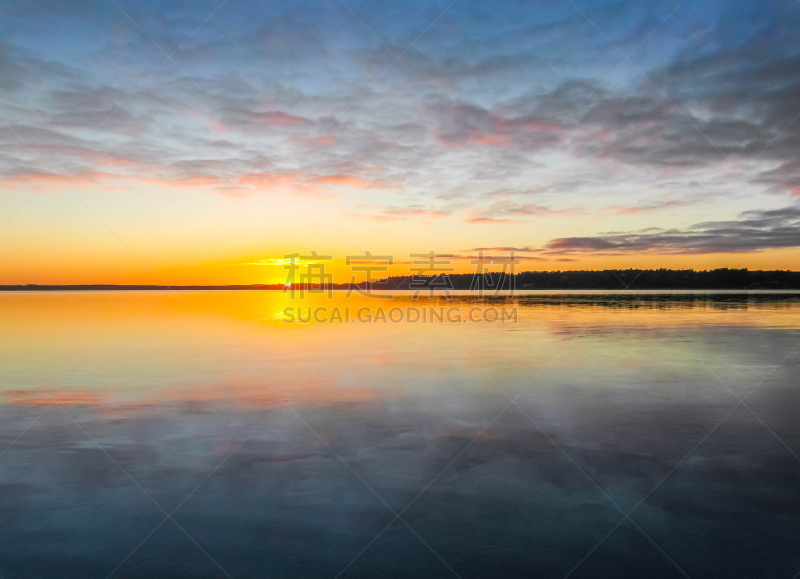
1;291;799;578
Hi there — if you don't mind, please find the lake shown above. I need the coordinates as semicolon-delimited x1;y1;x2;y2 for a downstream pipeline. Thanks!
1;291;799;578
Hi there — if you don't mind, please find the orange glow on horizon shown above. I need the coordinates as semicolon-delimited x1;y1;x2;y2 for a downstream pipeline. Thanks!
0;249;798;286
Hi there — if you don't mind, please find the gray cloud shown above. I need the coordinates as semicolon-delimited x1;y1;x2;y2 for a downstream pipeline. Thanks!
2;0;799;213
467;201;583;224
543;205;800;255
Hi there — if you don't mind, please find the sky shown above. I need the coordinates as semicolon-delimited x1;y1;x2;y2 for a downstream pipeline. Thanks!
0;0;799;285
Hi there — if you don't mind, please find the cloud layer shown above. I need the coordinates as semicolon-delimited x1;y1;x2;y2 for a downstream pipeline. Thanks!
541;207;800;256
0;0;799;262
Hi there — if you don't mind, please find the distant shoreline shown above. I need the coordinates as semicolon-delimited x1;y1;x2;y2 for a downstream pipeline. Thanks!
3;269;800;291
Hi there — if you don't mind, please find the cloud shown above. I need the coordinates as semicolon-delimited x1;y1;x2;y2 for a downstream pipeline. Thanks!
0;167;117;188
603;196;698;215
541;205;800;255
467;202;582;223
308;174;383;188
450;254;548;262
469;246;538;253
428;101;567;150
1;0;799;219
752;159;800;196
367;204;452;221
222;109;312;128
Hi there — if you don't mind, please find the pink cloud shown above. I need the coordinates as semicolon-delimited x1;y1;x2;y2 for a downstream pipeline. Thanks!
239;171;301;186
248;111;312;126
309;174;382;188
466;216;522;224
293;135;336;146
523;120;566;132
2;169;117;188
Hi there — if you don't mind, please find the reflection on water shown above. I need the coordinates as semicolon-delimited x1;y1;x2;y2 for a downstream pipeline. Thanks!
1;291;799;578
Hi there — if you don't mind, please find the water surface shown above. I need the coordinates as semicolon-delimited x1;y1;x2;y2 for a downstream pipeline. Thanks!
1;291;799;578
